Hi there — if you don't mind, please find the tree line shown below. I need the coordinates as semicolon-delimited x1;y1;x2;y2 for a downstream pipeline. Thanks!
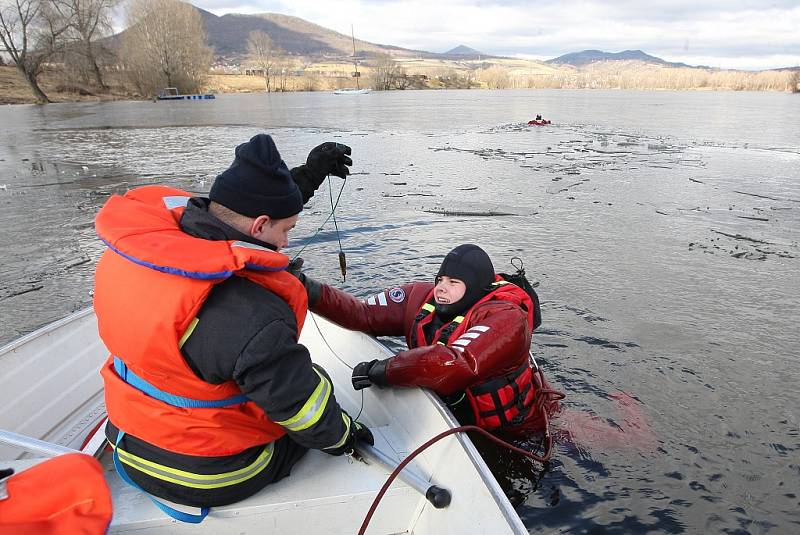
0;0;211;102
476;63;799;92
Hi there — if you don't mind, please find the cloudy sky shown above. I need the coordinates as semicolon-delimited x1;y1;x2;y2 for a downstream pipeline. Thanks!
194;0;800;71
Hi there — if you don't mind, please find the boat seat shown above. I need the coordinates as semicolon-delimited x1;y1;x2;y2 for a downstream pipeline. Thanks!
106;425;424;534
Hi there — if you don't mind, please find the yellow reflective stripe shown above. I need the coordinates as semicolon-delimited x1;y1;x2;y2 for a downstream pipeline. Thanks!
324;413;352;450
178;318;199;349
113;442;274;489
492;281;510;287
276;368;331;432
422;303;435;312
453;315;465;323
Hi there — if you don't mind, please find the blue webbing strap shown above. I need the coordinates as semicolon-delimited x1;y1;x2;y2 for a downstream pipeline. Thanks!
113;357;248;408
112;431;209;524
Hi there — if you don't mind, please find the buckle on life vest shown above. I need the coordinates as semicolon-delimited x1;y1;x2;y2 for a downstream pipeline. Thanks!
465;363;535;429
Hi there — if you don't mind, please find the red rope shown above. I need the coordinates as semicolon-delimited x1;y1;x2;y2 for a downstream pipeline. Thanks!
358;386;565;535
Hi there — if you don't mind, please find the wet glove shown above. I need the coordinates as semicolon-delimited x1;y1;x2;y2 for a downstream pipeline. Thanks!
324;415;374;456
290;142;353;203
286;257;322;305
351;359;389;390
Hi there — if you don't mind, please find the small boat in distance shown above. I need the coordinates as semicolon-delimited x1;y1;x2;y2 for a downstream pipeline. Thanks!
334;25;371;95
156;87;215;100
334;88;371;95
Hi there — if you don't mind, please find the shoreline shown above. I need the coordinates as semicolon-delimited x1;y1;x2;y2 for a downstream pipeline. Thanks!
2;67;797;106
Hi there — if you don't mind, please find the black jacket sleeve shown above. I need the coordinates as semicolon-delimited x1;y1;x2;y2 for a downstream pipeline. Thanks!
181;277;351;452
232;318;351;451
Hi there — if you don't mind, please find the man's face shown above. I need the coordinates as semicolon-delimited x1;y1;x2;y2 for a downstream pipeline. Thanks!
434;276;467;305
255;214;299;251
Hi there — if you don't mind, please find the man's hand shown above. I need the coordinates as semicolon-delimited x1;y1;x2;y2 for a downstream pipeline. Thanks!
286;257;321;305
290;142;353;203
351;359;389;390
324;415;374;456
307;142;352;180
287;257;305;282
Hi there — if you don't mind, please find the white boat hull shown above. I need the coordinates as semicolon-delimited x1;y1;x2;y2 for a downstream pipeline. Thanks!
0;309;526;534
334;88;372;95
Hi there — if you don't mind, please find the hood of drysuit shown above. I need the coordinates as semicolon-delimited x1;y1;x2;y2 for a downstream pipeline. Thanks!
434;244;496;319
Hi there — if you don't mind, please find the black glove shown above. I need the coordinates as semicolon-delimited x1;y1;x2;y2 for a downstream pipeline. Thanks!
351;359;389;390
290;142;352;203
286;257;322;306
308;142;352;180
287;257;305;281
325;415;374;456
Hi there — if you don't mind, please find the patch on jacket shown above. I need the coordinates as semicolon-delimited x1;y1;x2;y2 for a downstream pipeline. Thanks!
388;287;406;303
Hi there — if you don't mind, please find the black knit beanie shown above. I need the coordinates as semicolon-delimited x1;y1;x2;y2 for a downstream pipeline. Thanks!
209;134;303;219
435;244;495;317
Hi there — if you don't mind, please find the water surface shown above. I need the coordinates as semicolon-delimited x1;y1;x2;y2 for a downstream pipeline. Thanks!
1;89;798;533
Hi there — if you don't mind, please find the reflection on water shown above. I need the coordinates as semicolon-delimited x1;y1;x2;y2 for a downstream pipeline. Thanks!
1;90;798;534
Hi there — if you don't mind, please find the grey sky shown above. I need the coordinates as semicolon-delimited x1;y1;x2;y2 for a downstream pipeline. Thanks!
195;0;800;70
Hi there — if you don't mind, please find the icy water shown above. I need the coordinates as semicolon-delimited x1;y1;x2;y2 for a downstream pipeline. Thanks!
1;89;798;533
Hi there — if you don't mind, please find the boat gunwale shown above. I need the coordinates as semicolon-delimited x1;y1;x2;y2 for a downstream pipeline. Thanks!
0;308;94;356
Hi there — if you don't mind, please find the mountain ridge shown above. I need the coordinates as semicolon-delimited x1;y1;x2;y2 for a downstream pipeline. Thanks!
547;49;697;68
112;5;795;72
444;45;483;56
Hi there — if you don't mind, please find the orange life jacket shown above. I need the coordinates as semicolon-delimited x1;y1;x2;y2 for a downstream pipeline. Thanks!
409;278;540;429
0;454;112;535
95;186;308;457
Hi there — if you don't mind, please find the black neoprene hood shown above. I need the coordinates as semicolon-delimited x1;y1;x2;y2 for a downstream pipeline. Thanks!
435;244;495;317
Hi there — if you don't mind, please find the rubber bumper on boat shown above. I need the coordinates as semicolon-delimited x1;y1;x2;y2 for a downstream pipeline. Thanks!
426;485;452;508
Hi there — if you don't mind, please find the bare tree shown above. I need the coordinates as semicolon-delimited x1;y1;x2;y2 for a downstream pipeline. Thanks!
51;0;115;89
0;0;70;102
478;66;510;89
300;72;318;91
274;56;293;92
246;30;280;92
370;53;405;90
121;0;211;96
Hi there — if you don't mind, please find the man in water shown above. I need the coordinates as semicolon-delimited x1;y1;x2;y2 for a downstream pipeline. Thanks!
301;244;561;434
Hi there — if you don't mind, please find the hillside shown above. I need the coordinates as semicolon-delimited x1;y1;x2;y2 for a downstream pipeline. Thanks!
197;10;434;61
548;49;693;68
444;45;483;56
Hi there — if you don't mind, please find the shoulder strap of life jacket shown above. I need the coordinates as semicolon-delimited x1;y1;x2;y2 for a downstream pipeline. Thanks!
498;262;542;330
409;297;467;347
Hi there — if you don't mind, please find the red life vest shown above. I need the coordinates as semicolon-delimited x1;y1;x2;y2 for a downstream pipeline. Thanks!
95;186;308;457
408;278;540;430
0;454;112;535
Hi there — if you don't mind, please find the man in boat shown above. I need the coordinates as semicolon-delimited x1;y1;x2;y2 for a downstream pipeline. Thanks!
93;134;372;515
299;244;561;435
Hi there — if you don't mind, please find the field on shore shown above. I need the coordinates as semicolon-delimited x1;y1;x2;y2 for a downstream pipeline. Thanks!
0;66;136;105
3;57;798;105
